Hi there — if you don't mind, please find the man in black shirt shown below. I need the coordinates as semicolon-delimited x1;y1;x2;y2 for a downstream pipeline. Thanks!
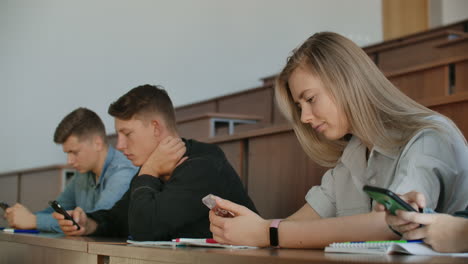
54;85;256;241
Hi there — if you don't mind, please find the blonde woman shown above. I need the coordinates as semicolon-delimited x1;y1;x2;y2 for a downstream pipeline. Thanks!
208;32;468;248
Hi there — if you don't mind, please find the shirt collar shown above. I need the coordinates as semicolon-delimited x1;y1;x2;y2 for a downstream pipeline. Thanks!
96;146;115;185
339;136;366;171
372;144;399;159
340;135;399;168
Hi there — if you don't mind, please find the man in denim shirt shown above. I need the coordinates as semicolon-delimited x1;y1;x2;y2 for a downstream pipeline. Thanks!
5;108;137;232
54;85;256;241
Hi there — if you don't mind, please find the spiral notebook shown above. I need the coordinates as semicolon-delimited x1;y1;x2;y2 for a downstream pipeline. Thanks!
325;240;468;257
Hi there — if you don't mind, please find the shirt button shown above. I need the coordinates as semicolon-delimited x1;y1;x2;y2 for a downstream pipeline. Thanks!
370;179;376;185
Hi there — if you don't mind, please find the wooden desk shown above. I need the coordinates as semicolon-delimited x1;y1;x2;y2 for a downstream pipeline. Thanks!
1;232;466;264
0;232;94;264
0;232;122;264
88;242;467;264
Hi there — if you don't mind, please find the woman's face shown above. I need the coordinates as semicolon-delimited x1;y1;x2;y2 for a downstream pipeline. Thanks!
288;66;350;140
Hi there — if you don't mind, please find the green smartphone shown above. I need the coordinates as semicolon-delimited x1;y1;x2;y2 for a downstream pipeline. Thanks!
363;185;417;215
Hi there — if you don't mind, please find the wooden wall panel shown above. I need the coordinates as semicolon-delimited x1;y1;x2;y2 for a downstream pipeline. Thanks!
177;119;210;140
382;0;428;41
0;174;18;205
273;102;289;125
0;174;18;227
378;33;454;72
455;60;468;94
226;123;264;135
216;141;246;185
389;66;448;100
430;101;468;138
218;88;273;126
438;38;468;61
247;131;327;219
175;102;216;121
20;169;62;212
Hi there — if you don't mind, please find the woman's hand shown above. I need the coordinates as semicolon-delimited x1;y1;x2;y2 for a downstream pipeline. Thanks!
209;196;270;247
374;191;425;235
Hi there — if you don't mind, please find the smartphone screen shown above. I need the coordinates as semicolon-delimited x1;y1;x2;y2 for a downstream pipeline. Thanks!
363;185;417;215
48;200;81;230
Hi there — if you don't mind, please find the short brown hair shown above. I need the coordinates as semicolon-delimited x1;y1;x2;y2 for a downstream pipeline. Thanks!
54;108;107;144
108;84;177;131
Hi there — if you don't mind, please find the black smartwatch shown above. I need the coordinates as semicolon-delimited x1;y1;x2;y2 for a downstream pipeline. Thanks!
269;219;283;248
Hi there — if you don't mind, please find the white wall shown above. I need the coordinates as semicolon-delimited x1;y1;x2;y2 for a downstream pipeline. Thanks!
0;0;383;173
430;0;468;27
441;0;468;25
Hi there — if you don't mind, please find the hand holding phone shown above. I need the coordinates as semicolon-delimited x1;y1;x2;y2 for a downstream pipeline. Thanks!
48;200;80;230
363;185;417;215
202;194;235;218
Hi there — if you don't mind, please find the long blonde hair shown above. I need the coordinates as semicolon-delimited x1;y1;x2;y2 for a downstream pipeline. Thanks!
276;32;458;167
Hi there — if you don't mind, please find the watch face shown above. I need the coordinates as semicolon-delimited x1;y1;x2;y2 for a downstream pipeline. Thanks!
269;219;282;247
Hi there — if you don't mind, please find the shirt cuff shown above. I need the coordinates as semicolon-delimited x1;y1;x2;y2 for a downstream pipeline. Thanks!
131;174;164;193
36;213;63;233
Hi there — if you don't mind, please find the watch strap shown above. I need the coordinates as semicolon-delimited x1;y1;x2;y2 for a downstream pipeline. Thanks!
269;219;283;247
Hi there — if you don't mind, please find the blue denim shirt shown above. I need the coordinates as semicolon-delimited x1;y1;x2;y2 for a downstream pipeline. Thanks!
35;146;137;232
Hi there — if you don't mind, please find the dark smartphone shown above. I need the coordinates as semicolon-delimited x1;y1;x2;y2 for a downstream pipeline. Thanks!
48;200;80;230
363;185;417;215
0;202;9;211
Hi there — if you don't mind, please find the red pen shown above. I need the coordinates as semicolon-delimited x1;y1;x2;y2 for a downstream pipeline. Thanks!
172;238;218;244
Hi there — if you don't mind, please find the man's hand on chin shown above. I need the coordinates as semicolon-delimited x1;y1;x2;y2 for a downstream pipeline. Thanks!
138;136;188;179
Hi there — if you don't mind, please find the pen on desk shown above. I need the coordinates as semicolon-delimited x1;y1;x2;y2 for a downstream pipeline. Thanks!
172;238;218;244
3;228;40;234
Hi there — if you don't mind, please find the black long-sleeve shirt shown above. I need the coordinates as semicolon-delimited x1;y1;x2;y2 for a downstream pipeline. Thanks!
87;139;257;241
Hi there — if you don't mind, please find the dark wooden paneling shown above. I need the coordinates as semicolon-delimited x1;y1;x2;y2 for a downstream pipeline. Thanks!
430;100;468;138
177;119;210;140
364;17;468;72
175;102;217;121
217;141;246;185
389;66;448;100
0;174;18;227
455;60;468;94
437;37;468;60
378;32;459;72
218;88;273;126
273;102;289;125
20;169;62;212
247;131;327;219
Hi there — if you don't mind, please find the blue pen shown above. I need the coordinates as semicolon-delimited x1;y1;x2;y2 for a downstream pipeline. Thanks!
2;228;40;234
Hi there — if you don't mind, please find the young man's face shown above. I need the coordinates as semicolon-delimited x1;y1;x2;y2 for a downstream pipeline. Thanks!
114;117;158;167
62;135;100;173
